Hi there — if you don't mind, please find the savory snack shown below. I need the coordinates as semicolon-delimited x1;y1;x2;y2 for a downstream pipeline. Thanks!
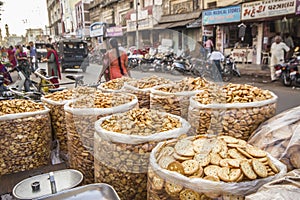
0;100;51;175
65;92;138;184
94;108;190;200
150;77;210;119
148;135;285;199
123;75;172;108
188;83;277;140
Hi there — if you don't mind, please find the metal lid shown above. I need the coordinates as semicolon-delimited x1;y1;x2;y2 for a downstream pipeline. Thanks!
12;169;83;200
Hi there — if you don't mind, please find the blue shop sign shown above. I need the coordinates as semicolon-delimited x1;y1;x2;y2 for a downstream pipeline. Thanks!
203;5;241;25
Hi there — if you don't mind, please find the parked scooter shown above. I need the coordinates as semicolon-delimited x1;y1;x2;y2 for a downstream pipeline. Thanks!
170;55;194;75
0;75;14;100
274;47;300;87
128;53;143;70
9;61;33;92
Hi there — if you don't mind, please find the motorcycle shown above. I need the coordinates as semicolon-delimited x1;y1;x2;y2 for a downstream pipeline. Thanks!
170;55;194;75
222;54;241;81
9;60;33;92
128;53;143;70
274;47;300;87
205;53;241;82
0;75;14;100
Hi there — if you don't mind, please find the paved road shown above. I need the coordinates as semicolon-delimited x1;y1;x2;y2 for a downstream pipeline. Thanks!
10;62;300;115
80;63;300;115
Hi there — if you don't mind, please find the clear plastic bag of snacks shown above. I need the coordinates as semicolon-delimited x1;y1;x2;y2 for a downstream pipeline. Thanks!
0;99;52;175
64;91;138;184
248;105;300;171
94;108;190;200
148;135;286;199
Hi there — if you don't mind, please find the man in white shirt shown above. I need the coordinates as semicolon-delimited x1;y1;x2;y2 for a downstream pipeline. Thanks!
209;50;225;75
270;36;290;81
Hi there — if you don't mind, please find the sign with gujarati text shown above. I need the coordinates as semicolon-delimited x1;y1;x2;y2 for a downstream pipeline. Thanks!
203;5;241;25
296;0;300;14
242;0;295;20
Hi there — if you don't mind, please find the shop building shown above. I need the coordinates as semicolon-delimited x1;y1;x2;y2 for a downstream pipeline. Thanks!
241;0;297;64
202;4;259;64
202;0;298;65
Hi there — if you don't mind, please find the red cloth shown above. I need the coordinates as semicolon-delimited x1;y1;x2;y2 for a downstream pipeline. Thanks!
7;49;16;67
46;49;61;79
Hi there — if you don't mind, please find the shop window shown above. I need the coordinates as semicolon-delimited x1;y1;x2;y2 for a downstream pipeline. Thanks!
207;2;217;8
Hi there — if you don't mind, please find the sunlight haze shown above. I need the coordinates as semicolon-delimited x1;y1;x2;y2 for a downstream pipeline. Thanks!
1;0;48;36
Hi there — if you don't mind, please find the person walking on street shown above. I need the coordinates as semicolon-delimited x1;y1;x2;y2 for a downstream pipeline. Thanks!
270;36;290;82
42;43;61;87
7;45;17;68
204;37;214;55
28;41;38;72
284;33;294;60
208;49;225;78
98;38;130;82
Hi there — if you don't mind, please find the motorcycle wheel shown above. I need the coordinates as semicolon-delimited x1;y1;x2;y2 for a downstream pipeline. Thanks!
232;64;241;77
191;67;203;77
24;79;31;92
154;65;162;72
222;65;234;82
282;72;292;86
140;63;150;72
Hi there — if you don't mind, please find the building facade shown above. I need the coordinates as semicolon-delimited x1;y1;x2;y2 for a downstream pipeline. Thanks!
46;0;300;65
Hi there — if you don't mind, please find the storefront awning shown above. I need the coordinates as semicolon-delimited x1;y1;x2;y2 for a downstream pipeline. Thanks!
154;19;197;29
154;11;201;29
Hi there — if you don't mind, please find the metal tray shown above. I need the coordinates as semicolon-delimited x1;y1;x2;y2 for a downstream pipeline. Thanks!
36;183;120;200
13;169;83;200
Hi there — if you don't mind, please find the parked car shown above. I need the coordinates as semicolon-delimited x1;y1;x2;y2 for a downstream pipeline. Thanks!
57;39;89;73
35;43;48;63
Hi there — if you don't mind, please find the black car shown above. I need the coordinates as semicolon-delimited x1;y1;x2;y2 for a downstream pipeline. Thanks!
58;39;89;72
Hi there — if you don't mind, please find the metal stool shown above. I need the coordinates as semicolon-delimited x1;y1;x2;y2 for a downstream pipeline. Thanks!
262;52;270;64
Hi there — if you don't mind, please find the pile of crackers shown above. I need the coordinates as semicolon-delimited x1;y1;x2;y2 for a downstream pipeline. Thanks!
156;135;279;182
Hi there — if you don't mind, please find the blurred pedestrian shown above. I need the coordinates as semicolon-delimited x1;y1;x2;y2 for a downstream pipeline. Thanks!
42;43;61;87
15;45;31;78
284;33;294;60
270;36;290;82
209;49;225;76
204;37;214;54
28;41;38;71
7;45;17;68
98;38;130;82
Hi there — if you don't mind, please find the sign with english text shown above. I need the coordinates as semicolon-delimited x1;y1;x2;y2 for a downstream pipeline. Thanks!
242;0;295;20
202;5;241;25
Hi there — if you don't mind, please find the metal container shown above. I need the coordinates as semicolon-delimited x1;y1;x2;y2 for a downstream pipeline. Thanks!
13;169;83;200
36;183;120;200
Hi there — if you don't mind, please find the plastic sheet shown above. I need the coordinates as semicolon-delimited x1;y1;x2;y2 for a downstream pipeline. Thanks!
245;169;300;200
248;105;300;171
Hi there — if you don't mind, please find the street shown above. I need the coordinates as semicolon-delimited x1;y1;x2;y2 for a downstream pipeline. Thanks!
45;62;300;115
